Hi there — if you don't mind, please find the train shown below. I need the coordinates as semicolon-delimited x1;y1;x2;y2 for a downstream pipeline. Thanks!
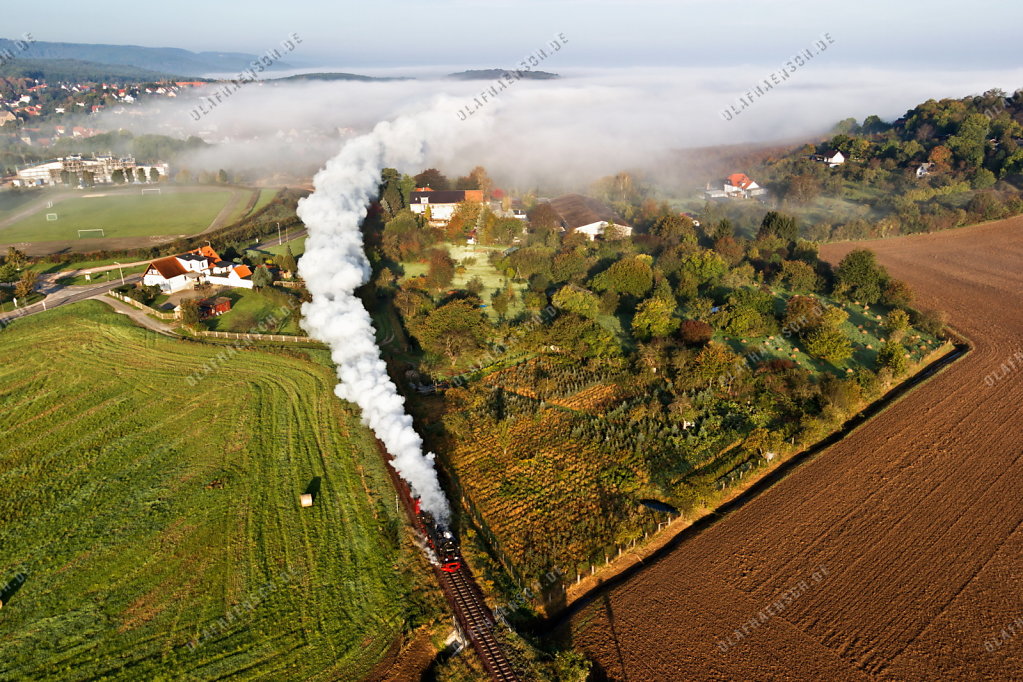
414;498;461;573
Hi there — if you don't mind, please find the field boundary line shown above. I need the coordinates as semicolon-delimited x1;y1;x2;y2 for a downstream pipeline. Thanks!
540;334;972;628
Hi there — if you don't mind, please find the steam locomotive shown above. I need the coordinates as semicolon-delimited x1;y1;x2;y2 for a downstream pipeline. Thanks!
414;498;461;573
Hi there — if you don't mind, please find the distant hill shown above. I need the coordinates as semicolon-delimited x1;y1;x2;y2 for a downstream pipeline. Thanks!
0;58;181;83
271;72;406;83
0;38;286;76
447;69;559;80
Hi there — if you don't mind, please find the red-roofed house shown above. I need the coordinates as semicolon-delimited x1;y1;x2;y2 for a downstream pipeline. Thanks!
705;173;768;200
142;247;255;293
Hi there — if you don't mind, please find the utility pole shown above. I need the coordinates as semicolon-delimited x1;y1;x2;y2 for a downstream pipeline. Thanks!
277;221;282;246
113;262;125;285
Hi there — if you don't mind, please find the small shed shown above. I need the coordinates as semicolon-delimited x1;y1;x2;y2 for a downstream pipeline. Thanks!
199;296;232;319
300;493;314;508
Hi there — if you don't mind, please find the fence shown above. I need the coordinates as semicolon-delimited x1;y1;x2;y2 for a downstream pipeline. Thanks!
108;292;177;320
197;330;318;344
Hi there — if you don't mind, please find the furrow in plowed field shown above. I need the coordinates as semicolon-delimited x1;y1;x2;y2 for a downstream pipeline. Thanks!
566;215;1023;680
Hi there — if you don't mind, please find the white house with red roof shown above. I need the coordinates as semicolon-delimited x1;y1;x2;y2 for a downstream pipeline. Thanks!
705;173;768;200
142;246;254;293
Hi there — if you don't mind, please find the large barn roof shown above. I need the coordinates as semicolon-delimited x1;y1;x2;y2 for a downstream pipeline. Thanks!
547;194;621;230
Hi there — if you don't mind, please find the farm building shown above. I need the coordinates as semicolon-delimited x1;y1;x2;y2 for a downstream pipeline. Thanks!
142;246;254;293
546;193;633;240
409;188;484;225
198;296;232;319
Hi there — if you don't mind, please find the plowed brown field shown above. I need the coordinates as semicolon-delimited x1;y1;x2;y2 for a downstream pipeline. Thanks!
565;216;1023;680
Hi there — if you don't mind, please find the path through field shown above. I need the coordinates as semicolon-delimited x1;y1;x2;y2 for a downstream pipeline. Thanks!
566;216;1023;680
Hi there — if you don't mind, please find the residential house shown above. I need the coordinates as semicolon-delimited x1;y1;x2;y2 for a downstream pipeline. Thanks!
916;162;935;178
142;246;254;293
706;173;768;200
547;193;633;240
409;188;485;225
812;150;846;167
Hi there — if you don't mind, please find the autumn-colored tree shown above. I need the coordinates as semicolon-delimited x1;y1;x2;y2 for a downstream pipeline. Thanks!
178;298;201;328
552;285;600;319
631;296;679;340
679;319;713;346
426;248;456;290
591;255;654;298
414;168;449;190
413;300;489;363
551;251;588;283
13;270;37;299
877;341;908;376
928;145;953;172
650;214;697;246
778;259;820;293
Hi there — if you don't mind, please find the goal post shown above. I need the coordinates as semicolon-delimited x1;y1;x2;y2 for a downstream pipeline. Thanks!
77;229;105;238
141;188;162;196
46;213;58;221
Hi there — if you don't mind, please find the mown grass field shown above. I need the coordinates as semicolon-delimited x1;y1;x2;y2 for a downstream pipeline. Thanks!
204;286;305;335
0;302;440;680
1;190;234;243
403;242;527;319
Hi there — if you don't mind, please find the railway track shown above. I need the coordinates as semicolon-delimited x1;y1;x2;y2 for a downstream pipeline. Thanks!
374;440;521;681
441;564;520;682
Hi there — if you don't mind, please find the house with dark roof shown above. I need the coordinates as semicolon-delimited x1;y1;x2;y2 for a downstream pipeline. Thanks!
409;188;485;225
546;194;632;240
142;246;254;293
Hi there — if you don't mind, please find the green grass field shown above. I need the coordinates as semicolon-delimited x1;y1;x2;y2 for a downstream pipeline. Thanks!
403;242;526;319
264;235;306;258
0;191;40;221
0;302;440;680
204;286;305;335
252;188;280;215
1;190;234;243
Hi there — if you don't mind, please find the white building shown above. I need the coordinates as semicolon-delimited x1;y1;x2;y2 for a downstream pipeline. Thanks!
142;247;253;293
409;189;485;225
13;155;170;187
812;150;846;167
706;173;768;200
547;194;633;241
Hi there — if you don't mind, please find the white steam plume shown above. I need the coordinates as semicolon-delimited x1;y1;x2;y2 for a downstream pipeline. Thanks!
297;97;492;525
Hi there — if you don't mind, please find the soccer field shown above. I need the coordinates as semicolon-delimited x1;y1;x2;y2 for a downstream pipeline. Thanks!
0;189;236;243
0;302;440;680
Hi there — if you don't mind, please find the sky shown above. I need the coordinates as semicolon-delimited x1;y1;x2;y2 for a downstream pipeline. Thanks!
4;0;1022;71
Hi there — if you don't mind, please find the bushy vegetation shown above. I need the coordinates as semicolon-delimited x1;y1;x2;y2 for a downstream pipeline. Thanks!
744;89;1023;240
369;169;949;586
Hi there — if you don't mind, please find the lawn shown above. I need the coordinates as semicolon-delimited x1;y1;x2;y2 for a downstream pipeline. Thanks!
0;190;41;220
403;242;527;319
0;189;234;243
251;188;280;215
0;301;440;680
204;285;305;335
264;235;306;258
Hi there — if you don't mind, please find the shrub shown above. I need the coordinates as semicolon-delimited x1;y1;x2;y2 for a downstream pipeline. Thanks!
679;319;713;346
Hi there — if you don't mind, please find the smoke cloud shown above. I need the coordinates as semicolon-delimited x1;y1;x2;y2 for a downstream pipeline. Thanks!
297;98;493;524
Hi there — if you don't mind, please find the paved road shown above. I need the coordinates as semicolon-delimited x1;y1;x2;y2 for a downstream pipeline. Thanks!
251;228;307;251
0;275;140;328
